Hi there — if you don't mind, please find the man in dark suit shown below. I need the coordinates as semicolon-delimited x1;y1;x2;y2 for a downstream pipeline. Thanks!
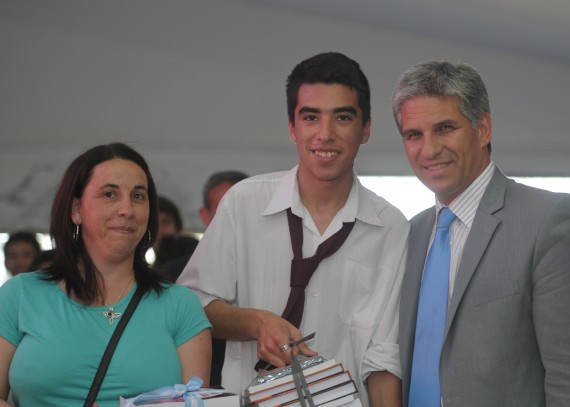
392;61;570;406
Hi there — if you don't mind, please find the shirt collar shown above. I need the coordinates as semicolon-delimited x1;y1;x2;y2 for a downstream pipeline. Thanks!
436;161;495;228
262;166;299;216
263;165;384;227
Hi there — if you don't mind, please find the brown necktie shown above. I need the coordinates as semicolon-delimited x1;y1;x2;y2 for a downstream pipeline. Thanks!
255;208;355;371
281;208;355;328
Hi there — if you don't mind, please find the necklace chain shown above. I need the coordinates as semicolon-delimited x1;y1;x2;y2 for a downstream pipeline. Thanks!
102;273;133;325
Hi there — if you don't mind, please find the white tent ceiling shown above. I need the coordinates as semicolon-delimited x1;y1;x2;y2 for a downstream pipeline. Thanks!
1;0;569;231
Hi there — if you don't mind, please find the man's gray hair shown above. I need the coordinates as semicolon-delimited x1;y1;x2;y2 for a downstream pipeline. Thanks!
392;61;491;134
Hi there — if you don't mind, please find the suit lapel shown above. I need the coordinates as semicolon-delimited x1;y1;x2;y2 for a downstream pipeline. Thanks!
444;169;508;339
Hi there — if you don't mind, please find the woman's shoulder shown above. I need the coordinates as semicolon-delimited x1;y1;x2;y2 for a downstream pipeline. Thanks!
159;283;198;298
1;271;48;290
139;283;206;323
0;272;57;309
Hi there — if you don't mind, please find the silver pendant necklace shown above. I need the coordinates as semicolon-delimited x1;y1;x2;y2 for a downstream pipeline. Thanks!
102;273;133;325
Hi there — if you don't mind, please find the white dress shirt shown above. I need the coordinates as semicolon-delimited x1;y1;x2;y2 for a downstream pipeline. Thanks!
177;166;410;407
433;162;495;301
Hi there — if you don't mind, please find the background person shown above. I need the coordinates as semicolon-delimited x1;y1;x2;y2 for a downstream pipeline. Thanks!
178;52;409;407
198;170;249;227
393;61;570;407
28;249;55;271
196;170;248;388
155;196;188;251
3;231;40;277
153;196;199;281
0;143;211;407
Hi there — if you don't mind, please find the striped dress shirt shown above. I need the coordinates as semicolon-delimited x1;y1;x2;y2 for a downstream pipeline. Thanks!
432;161;495;301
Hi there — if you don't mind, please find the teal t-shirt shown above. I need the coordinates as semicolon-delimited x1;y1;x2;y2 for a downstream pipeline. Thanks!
0;272;211;407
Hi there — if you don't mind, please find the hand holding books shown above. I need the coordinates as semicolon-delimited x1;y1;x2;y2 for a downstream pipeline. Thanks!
254;313;317;372
257;333;317;373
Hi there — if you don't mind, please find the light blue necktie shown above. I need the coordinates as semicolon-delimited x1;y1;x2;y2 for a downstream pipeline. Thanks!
409;207;456;407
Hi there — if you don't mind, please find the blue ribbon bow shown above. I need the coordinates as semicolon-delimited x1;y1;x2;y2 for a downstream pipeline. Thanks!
122;377;226;407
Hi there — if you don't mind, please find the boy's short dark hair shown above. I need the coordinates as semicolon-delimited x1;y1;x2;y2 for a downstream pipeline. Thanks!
286;52;371;125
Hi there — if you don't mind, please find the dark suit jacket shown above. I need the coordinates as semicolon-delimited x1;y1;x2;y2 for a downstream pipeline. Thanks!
400;168;570;406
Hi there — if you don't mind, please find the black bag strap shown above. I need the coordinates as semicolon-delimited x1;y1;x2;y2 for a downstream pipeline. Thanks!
84;286;145;407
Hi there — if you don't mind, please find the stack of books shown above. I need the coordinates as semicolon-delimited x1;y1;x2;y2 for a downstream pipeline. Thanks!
244;358;360;407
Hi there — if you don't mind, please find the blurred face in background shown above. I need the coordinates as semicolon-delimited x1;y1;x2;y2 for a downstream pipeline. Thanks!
5;241;38;276
155;212;179;249
199;181;235;227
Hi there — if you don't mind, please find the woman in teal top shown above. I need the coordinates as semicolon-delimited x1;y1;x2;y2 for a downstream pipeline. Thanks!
0;143;212;407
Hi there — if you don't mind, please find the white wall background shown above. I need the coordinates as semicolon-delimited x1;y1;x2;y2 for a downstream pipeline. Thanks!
1;0;569;232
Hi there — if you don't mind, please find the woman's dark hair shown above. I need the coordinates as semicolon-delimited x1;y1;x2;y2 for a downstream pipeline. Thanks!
46;142;166;302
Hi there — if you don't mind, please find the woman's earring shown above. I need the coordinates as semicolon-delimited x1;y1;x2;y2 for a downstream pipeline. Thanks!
73;224;80;243
147;230;152;246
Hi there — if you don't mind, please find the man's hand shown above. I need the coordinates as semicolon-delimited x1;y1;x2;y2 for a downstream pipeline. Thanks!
253;309;317;368
204;300;317;368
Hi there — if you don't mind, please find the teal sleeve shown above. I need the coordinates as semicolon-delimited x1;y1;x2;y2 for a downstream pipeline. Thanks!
169;285;212;347
0;276;22;346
